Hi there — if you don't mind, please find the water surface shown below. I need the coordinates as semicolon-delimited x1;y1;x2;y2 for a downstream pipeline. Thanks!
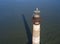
0;0;60;44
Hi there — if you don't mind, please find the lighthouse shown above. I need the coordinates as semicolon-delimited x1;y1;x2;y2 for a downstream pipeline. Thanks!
32;8;40;44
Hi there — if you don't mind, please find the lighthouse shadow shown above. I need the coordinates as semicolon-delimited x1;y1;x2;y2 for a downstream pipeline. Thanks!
22;14;32;44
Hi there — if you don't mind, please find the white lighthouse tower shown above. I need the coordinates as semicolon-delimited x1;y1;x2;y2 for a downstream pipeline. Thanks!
32;8;40;44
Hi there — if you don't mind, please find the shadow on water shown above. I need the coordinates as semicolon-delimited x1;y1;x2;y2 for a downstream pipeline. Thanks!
22;14;32;44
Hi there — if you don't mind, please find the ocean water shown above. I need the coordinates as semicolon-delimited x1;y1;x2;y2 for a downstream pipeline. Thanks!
0;0;60;44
